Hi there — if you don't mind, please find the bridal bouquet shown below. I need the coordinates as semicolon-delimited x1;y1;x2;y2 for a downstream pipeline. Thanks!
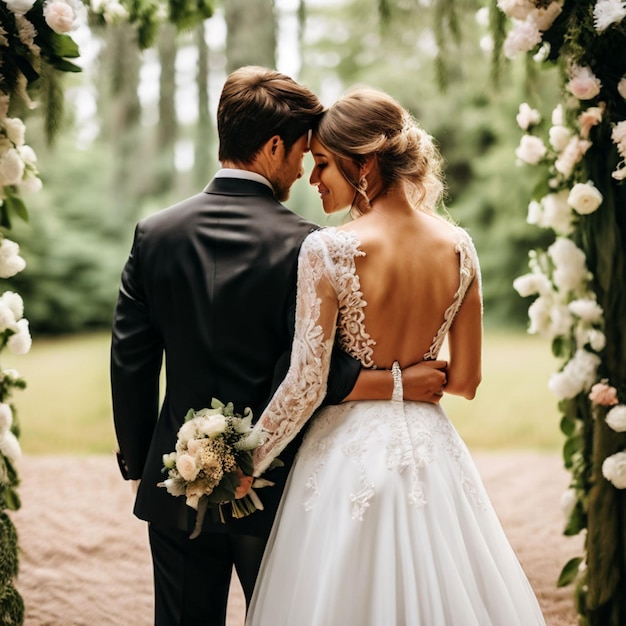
158;398;274;538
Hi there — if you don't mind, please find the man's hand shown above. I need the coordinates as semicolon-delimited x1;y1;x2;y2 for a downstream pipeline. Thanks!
402;360;448;403
235;470;254;499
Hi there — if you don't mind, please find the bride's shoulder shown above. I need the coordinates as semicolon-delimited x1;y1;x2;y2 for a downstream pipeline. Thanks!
301;227;363;261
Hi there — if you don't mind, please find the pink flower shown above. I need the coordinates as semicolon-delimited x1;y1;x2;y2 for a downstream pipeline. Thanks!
44;0;75;34
567;66;602;100
589;381;619;406
578;106;604;139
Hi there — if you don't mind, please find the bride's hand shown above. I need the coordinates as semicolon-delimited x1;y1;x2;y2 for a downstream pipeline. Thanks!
401;360;448;403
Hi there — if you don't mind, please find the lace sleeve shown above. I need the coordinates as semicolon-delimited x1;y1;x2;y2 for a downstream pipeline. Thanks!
252;229;356;476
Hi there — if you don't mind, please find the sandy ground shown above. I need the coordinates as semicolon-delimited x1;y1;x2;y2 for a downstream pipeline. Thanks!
11;451;581;626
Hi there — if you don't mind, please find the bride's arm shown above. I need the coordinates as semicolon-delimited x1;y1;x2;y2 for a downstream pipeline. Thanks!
252;232;341;476
444;276;482;399
345;360;449;403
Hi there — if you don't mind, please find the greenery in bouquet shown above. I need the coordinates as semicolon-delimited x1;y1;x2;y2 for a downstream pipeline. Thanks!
159;398;274;539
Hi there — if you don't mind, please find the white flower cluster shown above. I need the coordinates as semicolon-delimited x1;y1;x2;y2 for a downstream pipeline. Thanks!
90;0;129;23
498;0;563;58
611;120;626;180
0;401;20;469
0;95;41;200
512;99;608;403
0;290;31;355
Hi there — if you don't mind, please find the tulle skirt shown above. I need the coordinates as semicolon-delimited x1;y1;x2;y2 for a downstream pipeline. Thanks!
247;400;546;626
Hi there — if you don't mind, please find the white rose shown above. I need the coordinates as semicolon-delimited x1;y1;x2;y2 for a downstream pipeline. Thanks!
588;328;606;352
7;318;32;355
542;190;574;234
568;182;603;215
4;0;36;13
515;134;547;165
186;438;203;456
526;200;543;225
0;239;26;279
548;237;585;267
177;419;199;446
560;488;577;519
0;403;13;434
0;430;21;462
4;118;25;147
549;125;572;151
567;66;602;100
606;406;626;432
1;291;24;320
18;145;37;166
552;104;564;126
197;414;228;439
555;137;592;178
503;19;543;59
548;349;601;399
44;0;75;33
548;370;582;399
602;451;626;489
528;296;552;336
18;174;42;193
0;301;16;332
176;453;200;482
568;298;603;323
0;148;25;186
516;103;541;130
549;303;573;337
513;273;552;297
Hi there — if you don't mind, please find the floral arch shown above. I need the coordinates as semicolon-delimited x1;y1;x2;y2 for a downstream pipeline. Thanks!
1;0;625;624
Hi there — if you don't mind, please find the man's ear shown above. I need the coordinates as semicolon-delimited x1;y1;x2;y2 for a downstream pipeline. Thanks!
262;134;283;161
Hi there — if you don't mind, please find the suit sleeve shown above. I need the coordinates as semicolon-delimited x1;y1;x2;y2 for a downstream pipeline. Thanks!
110;224;164;480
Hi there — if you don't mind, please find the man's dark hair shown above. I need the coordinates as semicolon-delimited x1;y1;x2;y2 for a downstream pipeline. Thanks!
217;66;324;164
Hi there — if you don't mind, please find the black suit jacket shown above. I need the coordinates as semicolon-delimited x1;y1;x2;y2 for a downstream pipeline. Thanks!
110;177;359;537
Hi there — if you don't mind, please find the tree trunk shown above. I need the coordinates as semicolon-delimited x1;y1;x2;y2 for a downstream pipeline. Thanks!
224;0;277;73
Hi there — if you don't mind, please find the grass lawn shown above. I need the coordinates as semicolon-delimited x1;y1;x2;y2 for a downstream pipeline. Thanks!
5;329;564;455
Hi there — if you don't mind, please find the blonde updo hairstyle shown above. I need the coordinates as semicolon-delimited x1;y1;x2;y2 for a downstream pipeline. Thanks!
315;87;445;216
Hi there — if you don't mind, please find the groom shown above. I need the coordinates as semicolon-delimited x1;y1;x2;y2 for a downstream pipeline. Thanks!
110;65;447;626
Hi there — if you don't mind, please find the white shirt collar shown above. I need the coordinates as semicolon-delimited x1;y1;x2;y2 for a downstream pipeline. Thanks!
214;168;272;190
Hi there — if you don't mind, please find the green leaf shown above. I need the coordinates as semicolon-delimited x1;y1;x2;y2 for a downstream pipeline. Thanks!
4;193;29;223
563;434;583;468
3;487;21;511
183;408;195;422
49;59;82;74
48;33;80;58
237;451;254;477
560;415;577;436
557;556;583;587
563;503;585;536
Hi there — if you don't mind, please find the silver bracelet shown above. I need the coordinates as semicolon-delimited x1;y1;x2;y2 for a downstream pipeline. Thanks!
391;360;403;403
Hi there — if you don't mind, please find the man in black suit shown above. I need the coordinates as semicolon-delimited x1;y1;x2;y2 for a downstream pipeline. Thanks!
111;66;447;626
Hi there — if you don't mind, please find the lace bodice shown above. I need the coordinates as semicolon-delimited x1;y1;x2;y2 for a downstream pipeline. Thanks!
252;227;480;476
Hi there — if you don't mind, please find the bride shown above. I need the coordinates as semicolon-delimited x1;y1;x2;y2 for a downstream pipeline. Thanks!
244;87;546;625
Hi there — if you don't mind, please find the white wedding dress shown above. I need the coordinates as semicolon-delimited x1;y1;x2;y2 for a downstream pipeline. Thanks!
246;227;546;626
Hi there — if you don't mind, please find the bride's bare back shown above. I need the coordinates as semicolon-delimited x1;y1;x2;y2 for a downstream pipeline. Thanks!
338;206;482;399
